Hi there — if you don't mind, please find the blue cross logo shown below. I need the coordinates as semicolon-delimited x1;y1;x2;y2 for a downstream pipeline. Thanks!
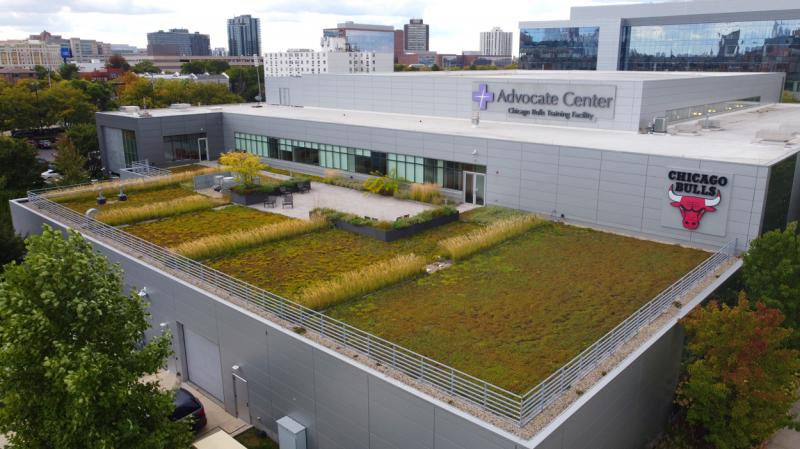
472;83;494;110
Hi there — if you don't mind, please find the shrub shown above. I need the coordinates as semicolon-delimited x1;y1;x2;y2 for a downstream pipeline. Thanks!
408;183;443;204
311;206;457;231
96;194;223;225
461;205;525;225
299;253;427;310
171;216;328;260
230;183;278;195
363;170;399;195
219;151;265;186
438;214;544;260
678;295;800;449
392;205;457;229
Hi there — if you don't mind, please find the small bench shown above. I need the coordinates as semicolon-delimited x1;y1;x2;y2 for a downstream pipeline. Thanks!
263;196;276;208
282;193;294;208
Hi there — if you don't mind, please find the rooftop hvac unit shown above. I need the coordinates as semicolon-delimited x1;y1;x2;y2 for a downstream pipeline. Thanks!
119;105;140;113
651;117;667;133
277;416;306;449
168;103;191;109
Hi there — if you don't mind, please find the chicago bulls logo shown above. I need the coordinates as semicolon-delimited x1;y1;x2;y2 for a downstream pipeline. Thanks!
668;184;720;230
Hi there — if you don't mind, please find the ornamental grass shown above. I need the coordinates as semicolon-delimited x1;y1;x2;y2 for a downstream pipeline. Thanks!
438;214;546;261
96;195;224;226
47;167;224;203
299;253;427;310
408;183;443;204
171;216;328;260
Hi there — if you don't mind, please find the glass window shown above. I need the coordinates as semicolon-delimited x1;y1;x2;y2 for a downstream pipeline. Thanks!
619;19;800;90
519;26;599;70
122;130;138;166
163;133;206;162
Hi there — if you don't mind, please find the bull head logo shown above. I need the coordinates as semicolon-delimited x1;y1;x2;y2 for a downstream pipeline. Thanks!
668;185;720;230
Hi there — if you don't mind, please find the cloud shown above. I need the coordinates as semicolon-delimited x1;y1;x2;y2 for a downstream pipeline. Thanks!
0;0;172;15
258;0;426;18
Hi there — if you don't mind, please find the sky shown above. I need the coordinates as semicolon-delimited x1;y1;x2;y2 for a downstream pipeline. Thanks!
0;0;652;55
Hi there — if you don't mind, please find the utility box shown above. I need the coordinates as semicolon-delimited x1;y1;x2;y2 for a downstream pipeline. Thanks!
276;416;306;449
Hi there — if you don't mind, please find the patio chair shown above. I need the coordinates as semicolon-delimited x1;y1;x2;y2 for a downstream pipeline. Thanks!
263;196;276;208
298;182;310;194
282;193;294;208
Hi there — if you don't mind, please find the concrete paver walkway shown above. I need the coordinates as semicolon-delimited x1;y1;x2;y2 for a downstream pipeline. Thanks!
250;179;437;221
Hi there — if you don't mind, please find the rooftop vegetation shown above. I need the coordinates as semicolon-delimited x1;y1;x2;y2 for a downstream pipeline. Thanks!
328;224;709;392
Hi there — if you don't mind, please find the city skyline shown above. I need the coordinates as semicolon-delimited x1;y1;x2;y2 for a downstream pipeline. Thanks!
0;0;630;56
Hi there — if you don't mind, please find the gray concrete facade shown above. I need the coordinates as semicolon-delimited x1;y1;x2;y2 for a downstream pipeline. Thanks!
264;71;783;131
8;199;741;449
96;110;223;173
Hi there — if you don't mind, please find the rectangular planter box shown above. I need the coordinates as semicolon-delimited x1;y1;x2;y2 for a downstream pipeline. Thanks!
332;211;459;242
230;190;274;205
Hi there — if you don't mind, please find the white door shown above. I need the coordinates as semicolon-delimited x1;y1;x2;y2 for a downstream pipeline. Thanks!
183;327;224;401
463;172;486;206
233;374;250;423
197;138;209;161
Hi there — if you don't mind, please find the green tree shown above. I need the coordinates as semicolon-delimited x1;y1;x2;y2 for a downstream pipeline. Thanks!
0;226;194;449
118;75;156;108
58;63;79;80
68;78;116;111
0;136;44;191
180;61;207;74
66;123;103;178
42;81;97;128
742;222;800;345
32;65;58;81
226;66;262;101
430;64;441;71
204;60;230;74
121;77;242;108
132;60;161;74
678;295;800;449
0;81;39;131
107;54;131;71
53;136;89;185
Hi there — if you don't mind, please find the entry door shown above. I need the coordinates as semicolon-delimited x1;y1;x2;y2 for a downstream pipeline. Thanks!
463;172;486;206
197;138;209;161
182;327;224;401
232;373;250;423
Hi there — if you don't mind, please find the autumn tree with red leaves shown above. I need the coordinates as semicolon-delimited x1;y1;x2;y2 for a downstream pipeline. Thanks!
678;294;800;449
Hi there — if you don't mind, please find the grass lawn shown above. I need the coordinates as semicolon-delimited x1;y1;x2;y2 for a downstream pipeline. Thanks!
58;185;196;214
234;428;278;449
206;219;481;299
123;205;292;247
327;224;709;393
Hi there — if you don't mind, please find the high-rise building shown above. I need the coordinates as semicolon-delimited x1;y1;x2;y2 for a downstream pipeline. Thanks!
147;29;211;56
322;22;395;53
404;19;429;52
518;0;800;91
0;39;62;69
28;31;113;63
264;48;392;77
480;27;513;56
212;47;228;57
227;15;261;57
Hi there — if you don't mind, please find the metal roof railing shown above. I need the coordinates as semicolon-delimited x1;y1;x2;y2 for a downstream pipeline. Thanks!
24;189;736;426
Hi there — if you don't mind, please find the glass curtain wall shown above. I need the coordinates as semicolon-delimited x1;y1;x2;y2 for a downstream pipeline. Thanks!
519;27;599;70
163;133;207;162
233;132;485;191
121;130;138;166
620;19;800;90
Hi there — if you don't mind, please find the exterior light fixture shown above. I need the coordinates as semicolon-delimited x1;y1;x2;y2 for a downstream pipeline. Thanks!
232;364;241;371
118;187;127;201
96;192;106;205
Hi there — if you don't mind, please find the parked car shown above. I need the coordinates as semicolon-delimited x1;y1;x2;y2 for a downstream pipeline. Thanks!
37;139;53;149
41;168;60;181
171;388;207;432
